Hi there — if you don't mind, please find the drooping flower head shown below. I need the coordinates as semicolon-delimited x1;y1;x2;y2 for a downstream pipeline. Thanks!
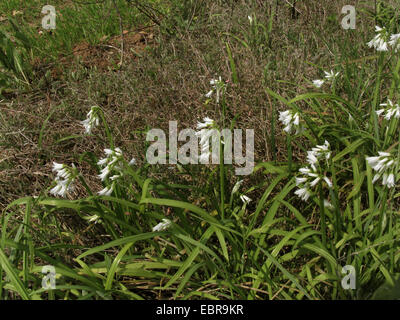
376;99;400;120
367;26;389;52
389;33;400;52
205;77;226;104
195;117;217;163
278;110;303;135
308;140;331;166
81;106;101;134
50;162;77;198
313;70;339;89
366;151;397;188
324;70;340;81
96;147;127;196
295;141;333;202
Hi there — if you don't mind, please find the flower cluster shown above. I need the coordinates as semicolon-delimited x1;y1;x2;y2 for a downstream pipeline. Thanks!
312;70;340;88
367;26;400;52
376;99;400;120
81;106;100;134
195;117;216;163
50;162;77;197
278;110;303;135
367;26;389;51
389;33;400;52
366;152;397;188
205;76;226;104
97;148;135;196
295;141;333;204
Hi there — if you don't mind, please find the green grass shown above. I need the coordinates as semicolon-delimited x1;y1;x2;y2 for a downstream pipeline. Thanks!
1;0;400;300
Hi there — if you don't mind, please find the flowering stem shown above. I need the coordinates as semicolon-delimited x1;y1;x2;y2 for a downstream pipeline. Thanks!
287;135;292;175
371;53;384;141
220;138;225;219
330;163;341;241
98;110;114;149
219;84;227;219
388;56;400;98
318;182;327;248
376;189;388;237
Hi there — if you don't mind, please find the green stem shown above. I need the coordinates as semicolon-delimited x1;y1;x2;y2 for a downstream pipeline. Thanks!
377;189;388;237
371;53;384;141
319;183;327;248
99;109;114;149
220;139;225;219
287;135;292;175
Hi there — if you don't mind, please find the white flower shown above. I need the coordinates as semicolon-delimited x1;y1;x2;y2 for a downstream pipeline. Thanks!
81;106;100;134
196;117;214;130
367;26;389;51
323;176;333;188
98;187;112;196
205;76;225;103
310;177;321;187
310;140;331;162
307;151;318;165
295;187;311;201
195;118;217;163
385;173;395;188
376;99;400;120
152;219;171;232
49;178;73;197
248;15;253;24
50;178;69;197
232;180;243;194
366;151;397;188
52;162;73;179
313;80;325;88
49;163;77;198
295;177;307;185
97;147;128;182
240;194;252;204
52;162;63;171
324;70;339;81
98;185;113;196
389;33;400;52
98;166;110;181
278;110;303;135
295;141;332;201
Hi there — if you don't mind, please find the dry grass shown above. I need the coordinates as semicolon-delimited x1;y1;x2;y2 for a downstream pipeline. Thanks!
0;0;380;209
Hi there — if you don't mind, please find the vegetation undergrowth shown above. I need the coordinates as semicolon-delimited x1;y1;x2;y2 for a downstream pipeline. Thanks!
1;0;400;300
